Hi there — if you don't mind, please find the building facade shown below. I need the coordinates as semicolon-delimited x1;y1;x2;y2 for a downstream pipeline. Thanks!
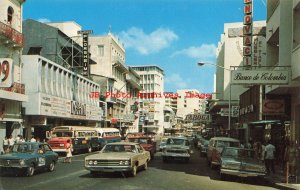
0;0;27;152
131;65;165;134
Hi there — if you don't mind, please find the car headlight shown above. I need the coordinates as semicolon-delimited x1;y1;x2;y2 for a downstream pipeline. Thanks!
119;161;124;165
93;161;97;165
124;160;129;165
19;159;25;166
88;160;93;165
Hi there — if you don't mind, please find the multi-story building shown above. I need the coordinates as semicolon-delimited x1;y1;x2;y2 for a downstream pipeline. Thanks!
89;33;141;134
212;21;266;137
264;0;300;147
164;95;177;113
0;0;27;152
131;65;165;134
21;20;104;140
176;89;206;118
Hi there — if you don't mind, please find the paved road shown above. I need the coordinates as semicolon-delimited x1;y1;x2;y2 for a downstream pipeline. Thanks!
0;149;279;190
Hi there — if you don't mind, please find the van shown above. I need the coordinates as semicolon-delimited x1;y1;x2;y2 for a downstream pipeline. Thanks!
95;128;121;149
206;137;240;169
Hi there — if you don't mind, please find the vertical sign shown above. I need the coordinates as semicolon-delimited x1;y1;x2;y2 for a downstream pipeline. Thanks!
243;0;252;67
78;30;93;77
0;58;13;87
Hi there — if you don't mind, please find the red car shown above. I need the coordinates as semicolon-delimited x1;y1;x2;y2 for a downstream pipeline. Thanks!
126;133;156;159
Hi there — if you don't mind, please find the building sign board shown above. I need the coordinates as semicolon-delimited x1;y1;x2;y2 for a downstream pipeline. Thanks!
0;58;13;87
243;0;253;66
122;114;135;122
231;70;289;85
262;99;285;115
78;30;93;77
185;114;211;122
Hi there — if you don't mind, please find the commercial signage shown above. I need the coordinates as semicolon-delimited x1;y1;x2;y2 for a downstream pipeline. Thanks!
239;104;254;115
231;70;289;85
219;106;239;117
122;114;135;122
78;30;93;77
243;0;253;66
185;114;210;122
71;101;86;116
262;99;285;115
0;58;13;87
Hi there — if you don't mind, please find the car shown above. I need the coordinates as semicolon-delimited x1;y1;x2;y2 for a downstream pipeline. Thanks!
84;142;150;177
161;137;192;163
207;137;240;169
0;142;58;176
198;139;209;157
126;134;157;159
159;137;169;151
219;147;266;180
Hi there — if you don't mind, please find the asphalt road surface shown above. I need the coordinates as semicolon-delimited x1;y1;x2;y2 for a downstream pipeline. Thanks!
0;149;279;190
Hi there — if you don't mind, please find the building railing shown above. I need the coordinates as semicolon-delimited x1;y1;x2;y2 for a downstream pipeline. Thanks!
0;21;24;47
112;56;125;65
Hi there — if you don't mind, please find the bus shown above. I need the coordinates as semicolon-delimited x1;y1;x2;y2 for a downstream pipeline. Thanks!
47;126;100;154
95;128;121;149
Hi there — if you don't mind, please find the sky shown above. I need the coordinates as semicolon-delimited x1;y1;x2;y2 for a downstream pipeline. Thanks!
23;0;267;93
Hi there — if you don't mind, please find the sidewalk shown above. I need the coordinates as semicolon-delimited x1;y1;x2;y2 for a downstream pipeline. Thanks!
263;165;300;190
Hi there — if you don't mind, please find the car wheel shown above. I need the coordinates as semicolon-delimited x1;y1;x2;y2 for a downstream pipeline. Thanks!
143;161;148;170
220;172;228;181
131;165;137;177
26;164;35;177
48;161;55;172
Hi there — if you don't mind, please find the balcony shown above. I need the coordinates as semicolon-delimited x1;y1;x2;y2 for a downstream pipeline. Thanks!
126;74;142;90
0;21;24;47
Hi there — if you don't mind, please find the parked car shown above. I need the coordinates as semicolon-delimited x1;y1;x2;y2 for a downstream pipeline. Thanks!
161;137;192;163
198;139;209;157
0;142;58;176
159;137;169;151
207;137;240;169
84;142;150;177
219;147;266;180
126;134;156;159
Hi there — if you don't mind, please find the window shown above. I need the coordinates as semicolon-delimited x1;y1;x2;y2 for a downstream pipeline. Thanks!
7;6;14;25
28;47;42;55
98;45;104;56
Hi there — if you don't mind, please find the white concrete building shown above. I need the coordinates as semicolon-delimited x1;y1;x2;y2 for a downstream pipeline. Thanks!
212;21;266;130
131;65;165;134
265;0;300;144
22;55;103;141
176;89;206;118
0;0;27;153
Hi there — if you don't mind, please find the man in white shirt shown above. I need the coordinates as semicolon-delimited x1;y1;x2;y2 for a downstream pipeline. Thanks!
264;140;276;174
30;136;37;142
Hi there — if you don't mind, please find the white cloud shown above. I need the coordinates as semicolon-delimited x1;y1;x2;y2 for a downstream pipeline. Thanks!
165;73;188;89
118;27;178;55
37;18;51;23
171;44;217;60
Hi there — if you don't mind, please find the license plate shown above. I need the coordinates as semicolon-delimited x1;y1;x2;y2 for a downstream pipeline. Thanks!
60;144;64;146
82;140;87;144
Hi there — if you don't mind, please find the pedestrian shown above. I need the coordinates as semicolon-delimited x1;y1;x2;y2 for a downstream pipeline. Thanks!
64;139;72;163
264;140;276;174
8;135;15;152
15;135;21;143
19;136;25;142
3;136;9;153
30;136;36;142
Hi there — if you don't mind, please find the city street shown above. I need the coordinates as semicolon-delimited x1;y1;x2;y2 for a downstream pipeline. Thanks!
0;149;278;190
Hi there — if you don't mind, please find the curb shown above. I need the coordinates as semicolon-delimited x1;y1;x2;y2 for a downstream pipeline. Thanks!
264;177;299;190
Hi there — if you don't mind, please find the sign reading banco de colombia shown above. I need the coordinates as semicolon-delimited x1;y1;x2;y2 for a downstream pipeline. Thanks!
231;70;289;85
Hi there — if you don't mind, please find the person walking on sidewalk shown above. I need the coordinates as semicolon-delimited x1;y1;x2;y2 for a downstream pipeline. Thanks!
265;140;276;174
64;139;73;163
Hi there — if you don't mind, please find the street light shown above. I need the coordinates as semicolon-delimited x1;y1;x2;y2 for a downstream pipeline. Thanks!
197;62;232;134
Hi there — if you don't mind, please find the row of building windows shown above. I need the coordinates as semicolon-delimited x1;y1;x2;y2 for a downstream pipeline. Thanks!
39;59;100;105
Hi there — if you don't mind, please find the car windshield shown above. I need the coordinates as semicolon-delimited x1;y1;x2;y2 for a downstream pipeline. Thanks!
102;144;136;153
217;141;239;148
166;138;185;145
52;131;73;137
11;144;35;153
223;148;256;159
128;138;149;144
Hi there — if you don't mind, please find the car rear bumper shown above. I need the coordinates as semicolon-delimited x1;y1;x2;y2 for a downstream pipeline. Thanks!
162;152;190;158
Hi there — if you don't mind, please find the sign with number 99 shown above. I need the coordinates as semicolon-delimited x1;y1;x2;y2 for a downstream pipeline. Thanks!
0;59;13;88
